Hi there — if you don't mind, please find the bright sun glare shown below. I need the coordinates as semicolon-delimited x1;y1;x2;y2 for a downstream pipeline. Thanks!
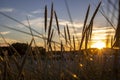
91;41;106;49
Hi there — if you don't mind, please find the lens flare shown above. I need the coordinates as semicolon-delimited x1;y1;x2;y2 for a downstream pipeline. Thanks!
91;41;106;49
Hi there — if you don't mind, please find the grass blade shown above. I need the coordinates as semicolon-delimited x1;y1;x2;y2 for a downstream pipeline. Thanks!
66;24;71;42
54;11;60;35
3;60;7;80
44;5;47;32
113;0;120;47
66;24;72;51
64;26;67;44
85;1;101;32
16;38;34;80
0;25;61;45
0;12;44;36
50;29;54;43
73;35;75;51
80;1;101;50
47;3;54;44
82;5;90;35
79;5;90;50
100;10;116;30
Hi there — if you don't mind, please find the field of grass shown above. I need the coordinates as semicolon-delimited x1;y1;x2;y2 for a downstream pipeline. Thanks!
0;49;119;80
0;0;120;80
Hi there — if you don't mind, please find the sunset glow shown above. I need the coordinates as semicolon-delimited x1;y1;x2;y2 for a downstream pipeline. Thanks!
91;41;106;49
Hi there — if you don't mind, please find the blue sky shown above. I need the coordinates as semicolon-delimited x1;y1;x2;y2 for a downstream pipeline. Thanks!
0;0;98;21
0;0;117;48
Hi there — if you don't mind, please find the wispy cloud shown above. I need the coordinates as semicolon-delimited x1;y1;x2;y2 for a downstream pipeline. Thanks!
59;19;83;28
93;26;115;35
31;9;44;14
21;18;44;28
19;16;83;30
0;31;10;35
0;8;14;12
24;13;34;17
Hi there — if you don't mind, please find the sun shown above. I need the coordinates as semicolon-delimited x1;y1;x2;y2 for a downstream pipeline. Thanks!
91;41;106;49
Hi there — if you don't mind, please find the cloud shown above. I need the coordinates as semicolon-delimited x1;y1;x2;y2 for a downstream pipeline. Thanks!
58;19;83;28
93;26;115;35
0;31;10;35
16;17;115;42
24;13;34;17
21;18;44;28
0;38;19;44
20;17;83;29
31;9;44;14
0;8;14;12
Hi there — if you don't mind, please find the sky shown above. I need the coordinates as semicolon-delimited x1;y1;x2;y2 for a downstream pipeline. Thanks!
0;0;118;49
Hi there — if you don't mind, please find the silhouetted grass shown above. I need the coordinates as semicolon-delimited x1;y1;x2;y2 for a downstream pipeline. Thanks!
0;1;120;80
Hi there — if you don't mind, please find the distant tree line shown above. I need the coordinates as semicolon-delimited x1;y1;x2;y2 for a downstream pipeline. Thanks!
0;42;46;57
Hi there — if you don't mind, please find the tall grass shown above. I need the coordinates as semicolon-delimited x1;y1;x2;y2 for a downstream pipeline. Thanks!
64;26;67;44
44;5;47;33
47;3;53;45
54;11;60;36
0;1;120;80
79;1;101;50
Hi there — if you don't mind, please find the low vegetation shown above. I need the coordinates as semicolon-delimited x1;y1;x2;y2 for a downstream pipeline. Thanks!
0;0;120;80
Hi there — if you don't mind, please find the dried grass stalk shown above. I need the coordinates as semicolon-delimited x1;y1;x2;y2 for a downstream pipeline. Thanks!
66;24;72;51
64;26;67;44
66;24;71;42
100;11;115;30
89;21;93;39
48;29;54;51
11;55;20;70
16;38;34;80
45;5;47;32
111;36;113;48
79;2;101;50
54;42;56;51
85;29;89;50
26;16;34;38
54;11;60;35
82;5;90;34
86;1;101;37
47;3;54;44
0;12;44;37
112;0;120;48
79;5;90;50
3;61;7;80
60;41;64;52
73;35;76;51
50;29;54;43
86;1;101;32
